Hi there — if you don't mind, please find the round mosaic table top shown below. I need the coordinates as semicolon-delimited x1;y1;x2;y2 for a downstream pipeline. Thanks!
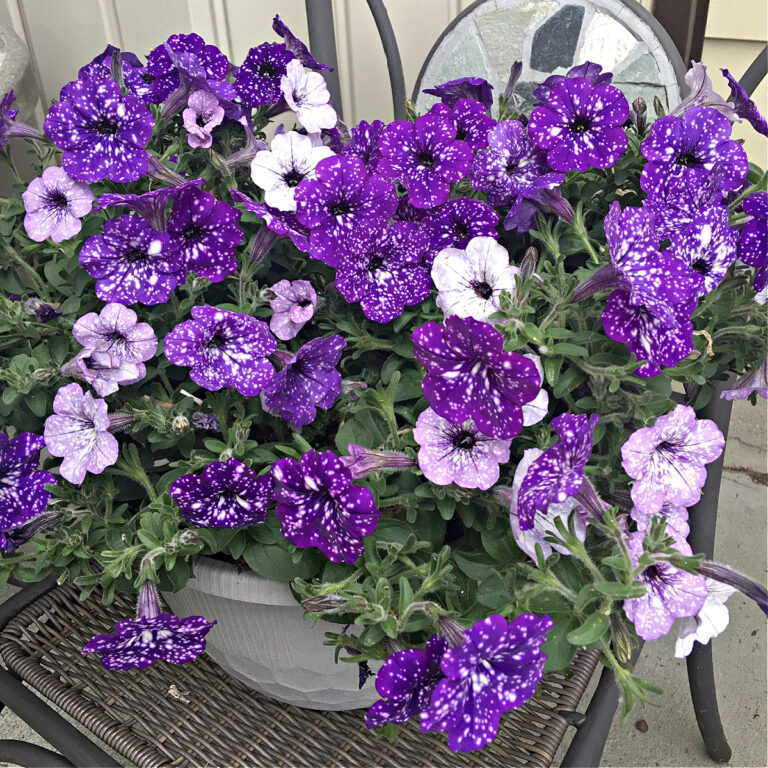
414;0;687;115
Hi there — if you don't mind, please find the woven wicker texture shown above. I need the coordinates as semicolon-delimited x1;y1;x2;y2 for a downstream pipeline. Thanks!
0;584;599;768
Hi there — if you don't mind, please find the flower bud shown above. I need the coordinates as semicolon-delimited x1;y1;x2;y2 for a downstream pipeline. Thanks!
503;61;523;102
520;247;539;282
33;367;55;382
611;614;634;664
171;415;190;433
631;97;647;135
302;595;349;613
339;444;416;481
178;530;200;546
24;298;61;323
653;95;665;118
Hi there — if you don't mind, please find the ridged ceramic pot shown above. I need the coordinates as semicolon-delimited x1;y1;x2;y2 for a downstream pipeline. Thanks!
162;556;379;711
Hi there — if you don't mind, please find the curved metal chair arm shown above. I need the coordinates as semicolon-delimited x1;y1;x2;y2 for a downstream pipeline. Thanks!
739;45;768;96
0;740;76;768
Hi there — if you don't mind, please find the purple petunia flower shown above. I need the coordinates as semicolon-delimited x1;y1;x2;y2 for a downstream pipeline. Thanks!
79;214;184;306
421;613;552;752
623;525;707;641
43;383;120;485
429;98;496;151
250;131;334;212
77;44;146;96
23;298;61;323
22;166;94;243
411;316;541;440
235;42;293;107
164;305;276;397
182;89;224;149
0;90;44;149
44;78;154;183
470;120;564;209
268;279;318;340
170;457;273;528
738;192;768;292
533;62;614;105
668;206;737;297
602;289;695;377
342;119;385;171
0;432;56;538
365;635;447;729
413;407;511;491
423;77;494;110
294;155;398;267
621;404;725;516
640;106;748;194
508;448;587;561
231;190;311;253
721;68;768;136
83;580;215;670
431;235;519;321
166;186;243;283
517;413;598;531
504;186;573;234
262;335;346;427
669;62;736;121
528;77;629;172
281;59;338;134
335;222;431;324
273;15;332;71
720;358;768;401
575;202;702;323
420;197;499;267
271;449;381;564
377;113;472;209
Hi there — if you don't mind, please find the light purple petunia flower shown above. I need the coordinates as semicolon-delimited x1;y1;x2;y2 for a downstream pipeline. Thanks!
738;192;768;292
0;90;44;149
170;457;273;528
508;448;587;561
22;166;94;243
365;635;447;729
294;155;398;267
533;62;613;105
82;580;215;670
623;525;707;641
639;106;748;194
377;113;473;209
517;413;598;531
271;449;381;564
630;500;690;539
262;335;346;427
413;407;511;491
61;349;144;398
231;189;311;253
166;186;243;283
335;221;431;324
720;358;768;401
79;214;185;306
44;78;154;183
528;77;629;172
234;42;293;107
423;77;494;110
669;61;736;121
602;289;695;377
431;235;519;321
420;197;499;267
668;206;737;297
95;179;205;231
268;279;318;340
429;98;496;151
272;15;332;71
182;89;224;149
721;68;768;136
164;305;276;397
43;383;120;485
0;432;56;538
675;578;736;658
621;404;725;516
342;119;385;171
470;120;564;209
281;59;338;134
421;613;552;752
411;316;541;440
250;131;334;212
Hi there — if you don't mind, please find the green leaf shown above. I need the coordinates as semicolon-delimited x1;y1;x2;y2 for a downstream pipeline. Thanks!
543;617;579;672
593;581;647;598
566;612;610;646
25;389;48;418
242;542;322;581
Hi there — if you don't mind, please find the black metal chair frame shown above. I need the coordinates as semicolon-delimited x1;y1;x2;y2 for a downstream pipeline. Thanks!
0;0;766;763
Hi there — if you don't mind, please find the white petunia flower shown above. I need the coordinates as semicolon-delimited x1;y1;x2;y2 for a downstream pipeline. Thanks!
431;236;519;321
674;578;737;658
280;59;338;134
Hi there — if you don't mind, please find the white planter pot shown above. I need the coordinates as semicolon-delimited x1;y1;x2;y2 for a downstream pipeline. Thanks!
162;555;379;711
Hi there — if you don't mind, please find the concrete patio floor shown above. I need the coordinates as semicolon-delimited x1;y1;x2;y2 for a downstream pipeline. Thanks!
1;399;766;767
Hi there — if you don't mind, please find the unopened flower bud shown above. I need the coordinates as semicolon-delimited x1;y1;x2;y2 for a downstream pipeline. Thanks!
503;61;523;102
631;97;647;135
653;95;665;118
341;381;368;400
109;47;124;88
340;444;416;480
24;298;61;323
190;276;209;293
171;415;190;433
302;595;349;613
520;247;539;282
696;561;768;615
611;614;634;664
33;367;55;382
179;530;200;546
107;413;134;433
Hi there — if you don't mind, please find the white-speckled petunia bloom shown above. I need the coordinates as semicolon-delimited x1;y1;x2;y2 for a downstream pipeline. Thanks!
621;404;725;516
268;279;318;340
182;89;224;149
674;578;736;658
431;236;519;321
281;59;337;134
43;383;119;485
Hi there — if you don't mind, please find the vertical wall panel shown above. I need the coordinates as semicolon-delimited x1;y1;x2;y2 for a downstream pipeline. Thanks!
114;0;192;59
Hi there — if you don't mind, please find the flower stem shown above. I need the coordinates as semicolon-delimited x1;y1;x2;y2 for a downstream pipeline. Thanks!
1;244;50;300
